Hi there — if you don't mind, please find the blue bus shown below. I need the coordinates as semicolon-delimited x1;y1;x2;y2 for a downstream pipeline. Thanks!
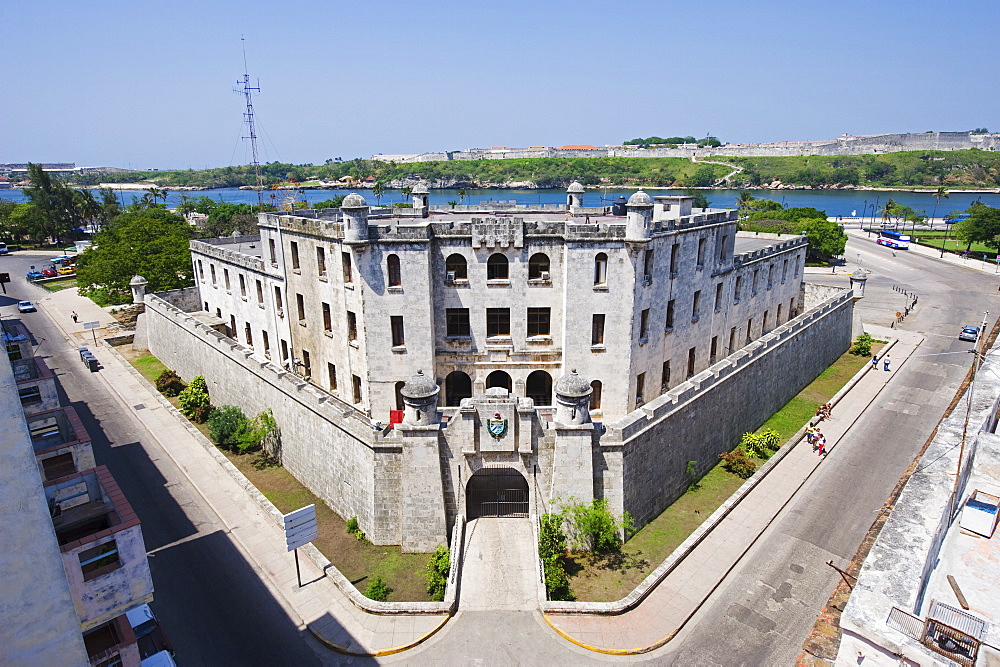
876;230;910;249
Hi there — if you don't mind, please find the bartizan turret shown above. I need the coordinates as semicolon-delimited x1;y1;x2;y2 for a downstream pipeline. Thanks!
566;181;585;210
341;192;370;245
625;190;653;242
411;182;430;218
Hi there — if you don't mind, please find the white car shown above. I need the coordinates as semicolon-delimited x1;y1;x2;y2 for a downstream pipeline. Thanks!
17;300;36;313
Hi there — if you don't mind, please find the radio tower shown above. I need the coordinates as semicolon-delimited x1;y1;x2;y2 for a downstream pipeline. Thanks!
235;38;264;209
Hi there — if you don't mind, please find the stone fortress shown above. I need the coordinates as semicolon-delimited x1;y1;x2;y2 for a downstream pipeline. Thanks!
372;131;1000;164
137;183;854;551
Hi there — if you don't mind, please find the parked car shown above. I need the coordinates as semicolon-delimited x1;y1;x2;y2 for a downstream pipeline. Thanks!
126;604;173;660
17;300;36;313
41;266;57;277
959;326;980;342
25;270;43;280
57;265;75;275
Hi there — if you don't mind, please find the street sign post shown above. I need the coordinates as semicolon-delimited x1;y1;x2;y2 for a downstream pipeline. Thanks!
282;504;318;587
83;321;100;344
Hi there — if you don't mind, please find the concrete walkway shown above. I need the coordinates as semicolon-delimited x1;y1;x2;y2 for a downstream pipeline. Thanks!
33;286;448;658
545;326;924;654
460;518;538;611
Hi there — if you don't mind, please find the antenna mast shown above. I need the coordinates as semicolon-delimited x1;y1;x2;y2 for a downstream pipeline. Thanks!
235;37;264;208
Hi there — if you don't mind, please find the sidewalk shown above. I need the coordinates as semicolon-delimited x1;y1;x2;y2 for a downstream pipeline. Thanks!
34;287;449;658
544;326;923;654
848;227;1000;276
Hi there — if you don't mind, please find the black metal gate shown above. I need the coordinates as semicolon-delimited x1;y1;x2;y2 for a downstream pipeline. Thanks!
466;468;528;519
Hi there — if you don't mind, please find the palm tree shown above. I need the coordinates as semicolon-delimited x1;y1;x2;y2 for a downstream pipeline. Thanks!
372;182;385;207
931;186;949;229
736;191;755;224
458;189;467;205
401;185;413;205
878;198;898;228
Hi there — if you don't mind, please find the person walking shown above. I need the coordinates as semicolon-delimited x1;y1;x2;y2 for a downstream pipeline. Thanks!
818;435;827;457
883;354;891;372
71;311;78;323
871;354;878;370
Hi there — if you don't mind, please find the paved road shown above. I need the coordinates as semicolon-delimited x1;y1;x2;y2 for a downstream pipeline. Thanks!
1;253;329;666
649;235;994;665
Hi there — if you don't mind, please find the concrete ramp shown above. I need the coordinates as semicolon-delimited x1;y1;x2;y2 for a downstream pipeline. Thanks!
459;518;538;611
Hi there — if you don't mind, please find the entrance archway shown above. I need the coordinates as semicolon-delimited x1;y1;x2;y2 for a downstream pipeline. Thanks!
485;370;512;393
466;468;528;519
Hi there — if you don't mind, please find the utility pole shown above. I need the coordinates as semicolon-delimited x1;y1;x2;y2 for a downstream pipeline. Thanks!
235;37;264;210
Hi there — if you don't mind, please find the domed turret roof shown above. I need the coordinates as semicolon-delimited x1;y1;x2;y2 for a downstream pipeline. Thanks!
554;369;593;398
411;182;429;195
341;192;368;208
627;190;653;207
129;275;148;286
401;370;439;399
566;181;585;194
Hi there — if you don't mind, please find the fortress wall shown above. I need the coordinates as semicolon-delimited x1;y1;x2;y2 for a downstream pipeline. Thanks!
142;294;405;544
610;289;853;530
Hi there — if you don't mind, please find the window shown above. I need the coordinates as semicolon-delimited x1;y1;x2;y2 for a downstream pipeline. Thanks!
752;269;759;296
747;318;753;343
296;293;305;323
269;238;277;265
244;323;253;347
262;331;270;358
526;370;553;406
256;279;264;304
290;241;300;271
790;297;797;318
486;308;510;337
763;310;769;333
767;264;773;289
395;382;406;411
79;540;120;581
446;254;467;281
445;371;472;406
317;246;327;277
387;254;401;286
665;300;675;330
204;301;209;312
528;253;550;280
782;259;788;283
446;308;470;337
210;264;217;286
274;286;283;313
734;276;742;303
391;316;405;347
327;363;338;391
527;307;550;337
230;315;237;339
347;311;358;341
486;370;512;392
697;238;706;268
19;386;42;406
670;243;680;275
795;256;801;277
197;260;204;280
352;375;362;404
635;373;645;407
280;339;289;363
715;283;723;312
687;347;696;377
639;308;650;340
643;249;654;282
719;234;729;262
301;349;311;378
594;253;608;285
661;361;670;392
692;291;701;320
590;380;602;410
322;302;332;332
224;269;231;291
239;274;246;298
710;336;718;363
729;327;737;354
342;251;353;283
487;253;509;280
777;304;783;323
591;314;605;345
41;453;75;480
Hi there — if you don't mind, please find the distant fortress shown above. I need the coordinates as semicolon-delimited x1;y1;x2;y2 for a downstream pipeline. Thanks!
372;132;1000;163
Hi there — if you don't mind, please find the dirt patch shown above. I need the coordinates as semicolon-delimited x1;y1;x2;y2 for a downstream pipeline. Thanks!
110;304;144;328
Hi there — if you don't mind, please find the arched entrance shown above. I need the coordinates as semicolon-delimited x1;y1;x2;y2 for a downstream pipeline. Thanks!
485;370;512;393
466;468;528;519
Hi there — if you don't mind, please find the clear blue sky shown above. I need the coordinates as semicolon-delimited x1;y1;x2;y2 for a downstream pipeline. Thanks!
3;0;997;169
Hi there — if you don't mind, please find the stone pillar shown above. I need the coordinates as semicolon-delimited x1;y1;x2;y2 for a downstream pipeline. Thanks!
129;275;148;305
399;371;447;551
849;269;868;337
340;192;370;244
625;191;653;242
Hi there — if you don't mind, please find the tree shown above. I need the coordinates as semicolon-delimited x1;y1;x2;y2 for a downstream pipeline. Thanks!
401;185;413;204
930;186;949;226
457;189;467;204
736;191;756;222
372;182;385;206
21;163;85;243
800;218;848;259
954;203;1000;252
683;187;710;209
314;195;347;210
75;208;195;305
878;198;899;227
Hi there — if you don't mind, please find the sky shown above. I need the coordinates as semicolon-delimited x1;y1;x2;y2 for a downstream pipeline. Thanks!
2;0;998;169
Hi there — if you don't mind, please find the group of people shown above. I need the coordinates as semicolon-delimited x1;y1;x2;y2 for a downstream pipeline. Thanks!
872;353;891;372
815;403;832;421
806;426;827;456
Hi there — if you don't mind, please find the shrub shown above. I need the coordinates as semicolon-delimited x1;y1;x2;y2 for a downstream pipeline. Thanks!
740;429;782;458
345;516;365;541
720;447;757;479
851;333;874;356
208;405;251;450
178;376;210;419
561;499;634;554
364;576;391;601
155;369;186;397
538;513;574;601
191;404;214;424
425;545;450;601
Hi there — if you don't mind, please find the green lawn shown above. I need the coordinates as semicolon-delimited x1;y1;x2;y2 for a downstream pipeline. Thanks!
39;278;78;292
908;232;998;258
565;344;880;601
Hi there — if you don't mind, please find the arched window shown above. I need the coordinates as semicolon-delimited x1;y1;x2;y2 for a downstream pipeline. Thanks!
590;380;602;410
394;381;405;411
487;253;509;280
528;253;550;280
445;371;472;406
526;370;552;406
594;253;608;285
386;254;401;287
446;254;467;281
486;370;512;393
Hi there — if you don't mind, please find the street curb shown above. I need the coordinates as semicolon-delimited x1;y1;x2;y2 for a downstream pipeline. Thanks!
306;613;452;657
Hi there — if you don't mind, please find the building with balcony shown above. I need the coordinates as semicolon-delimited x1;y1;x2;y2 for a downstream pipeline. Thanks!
12;356;60;415
27;406;95;481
